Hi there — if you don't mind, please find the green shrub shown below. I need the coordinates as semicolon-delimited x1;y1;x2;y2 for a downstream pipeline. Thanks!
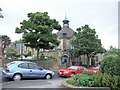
91;73;103;87
67;51;120;90
6;49;18;59
67;73;120;90
91;73;120;90
39;54;45;59
109;75;120;90
83;71;96;76
67;74;92;87
100;54;120;76
47;56;56;61
67;78;76;85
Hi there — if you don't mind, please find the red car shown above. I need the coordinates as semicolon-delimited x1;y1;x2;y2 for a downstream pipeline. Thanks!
87;66;99;74
58;66;87;77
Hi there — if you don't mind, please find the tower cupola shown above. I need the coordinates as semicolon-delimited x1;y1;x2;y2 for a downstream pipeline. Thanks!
62;15;69;27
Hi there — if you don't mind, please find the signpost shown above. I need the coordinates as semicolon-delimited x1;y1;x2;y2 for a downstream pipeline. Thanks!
0;8;3;18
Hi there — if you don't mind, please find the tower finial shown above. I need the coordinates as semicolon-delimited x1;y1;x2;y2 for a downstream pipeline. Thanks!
63;13;69;26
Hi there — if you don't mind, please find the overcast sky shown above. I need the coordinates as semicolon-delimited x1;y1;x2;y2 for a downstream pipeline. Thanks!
0;0;119;49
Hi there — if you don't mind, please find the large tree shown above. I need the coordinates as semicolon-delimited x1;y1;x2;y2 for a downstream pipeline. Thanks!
15;12;61;59
71;25;105;68
0;35;11;54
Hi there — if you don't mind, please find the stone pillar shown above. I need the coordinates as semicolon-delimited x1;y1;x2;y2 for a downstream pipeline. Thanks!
62;33;67;54
54;49;62;70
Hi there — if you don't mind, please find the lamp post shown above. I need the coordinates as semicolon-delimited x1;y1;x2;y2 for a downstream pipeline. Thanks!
20;38;23;61
0;8;4;18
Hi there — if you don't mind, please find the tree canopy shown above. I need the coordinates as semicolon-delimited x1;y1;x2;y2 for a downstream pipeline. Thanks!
71;25;106;67
0;35;11;54
15;12;61;58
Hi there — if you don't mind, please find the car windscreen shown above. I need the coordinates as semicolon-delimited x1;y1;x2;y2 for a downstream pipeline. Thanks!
68;66;78;70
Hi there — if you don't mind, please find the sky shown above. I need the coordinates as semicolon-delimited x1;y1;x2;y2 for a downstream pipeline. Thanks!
0;0;119;50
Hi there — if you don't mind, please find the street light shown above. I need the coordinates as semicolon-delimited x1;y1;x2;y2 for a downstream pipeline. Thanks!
0;8;4;18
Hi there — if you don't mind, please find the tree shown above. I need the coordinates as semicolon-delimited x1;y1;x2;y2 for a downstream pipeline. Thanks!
15;12;61;59
71;25;105;68
6;49;18;59
105;46;119;56
0;35;11;54
100;51;120;76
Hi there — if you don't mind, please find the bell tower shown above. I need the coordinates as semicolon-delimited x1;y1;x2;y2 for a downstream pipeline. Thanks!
57;15;74;67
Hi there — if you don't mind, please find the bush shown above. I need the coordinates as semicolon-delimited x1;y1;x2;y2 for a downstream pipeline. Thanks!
67;74;92;87
39;54;45;59
67;78;76;85
75;74;91;87
47;56;56;61
67;73;120;90
83;71;96;76
6;50;18;59
67;50;120;90
91;73;120;90
100;54;120;76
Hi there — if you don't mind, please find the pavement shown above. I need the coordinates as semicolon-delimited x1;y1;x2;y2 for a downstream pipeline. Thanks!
16;79;65;88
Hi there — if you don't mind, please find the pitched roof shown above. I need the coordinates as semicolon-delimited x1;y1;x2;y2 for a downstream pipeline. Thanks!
57;26;74;39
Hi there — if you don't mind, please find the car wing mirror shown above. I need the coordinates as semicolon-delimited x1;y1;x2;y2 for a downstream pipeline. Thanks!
39;68;43;70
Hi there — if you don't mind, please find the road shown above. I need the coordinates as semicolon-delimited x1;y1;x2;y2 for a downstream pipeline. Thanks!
0;69;67;89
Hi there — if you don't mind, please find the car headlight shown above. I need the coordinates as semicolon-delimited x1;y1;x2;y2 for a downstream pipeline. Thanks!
93;71;97;73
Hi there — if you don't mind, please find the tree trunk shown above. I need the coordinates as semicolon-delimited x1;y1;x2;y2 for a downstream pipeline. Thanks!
87;53;90;68
37;49;39;59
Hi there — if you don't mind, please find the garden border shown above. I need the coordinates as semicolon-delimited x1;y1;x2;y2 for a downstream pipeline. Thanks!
62;79;111;90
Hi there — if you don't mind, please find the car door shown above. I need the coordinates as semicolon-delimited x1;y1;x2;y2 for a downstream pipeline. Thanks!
77;67;86;74
18;63;30;78
28;63;45;78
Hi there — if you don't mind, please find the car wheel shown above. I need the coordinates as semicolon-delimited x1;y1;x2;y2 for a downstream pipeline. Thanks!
70;73;75;77
45;74;52;79
13;74;22;81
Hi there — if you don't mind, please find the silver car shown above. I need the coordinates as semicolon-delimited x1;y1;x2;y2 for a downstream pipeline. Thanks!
2;61;55;81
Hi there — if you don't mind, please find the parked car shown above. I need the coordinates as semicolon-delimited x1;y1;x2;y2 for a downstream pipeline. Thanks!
58;66;87;77
87;66;99;74
2;61;55;81
18;55;33;60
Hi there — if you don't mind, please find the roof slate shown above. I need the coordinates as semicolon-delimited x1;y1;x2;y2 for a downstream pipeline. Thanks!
57;26;74;39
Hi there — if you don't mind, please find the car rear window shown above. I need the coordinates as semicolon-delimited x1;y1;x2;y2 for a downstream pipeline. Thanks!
3;62;15;69
6;62;16;66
